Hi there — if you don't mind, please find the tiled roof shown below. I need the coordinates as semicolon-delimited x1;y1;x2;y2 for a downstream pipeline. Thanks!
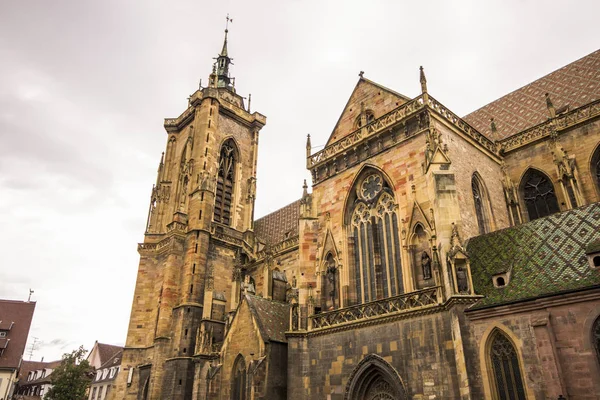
18;359;62;386
254;200;301;245
0;300;36;369
97;342;122;366
463;49;600;140
99;349;122;369
467;202;600;309
245;294;290;343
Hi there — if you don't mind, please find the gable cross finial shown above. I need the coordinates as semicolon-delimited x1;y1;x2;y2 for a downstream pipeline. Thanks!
359;71;364;78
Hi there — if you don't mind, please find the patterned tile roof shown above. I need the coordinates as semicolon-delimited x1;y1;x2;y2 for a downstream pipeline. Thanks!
254;200;301;245
466;202;600;309
463;49;600;140
245;294;290;343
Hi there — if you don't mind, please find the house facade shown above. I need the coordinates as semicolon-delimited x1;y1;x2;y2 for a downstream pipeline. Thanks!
0;299;36;399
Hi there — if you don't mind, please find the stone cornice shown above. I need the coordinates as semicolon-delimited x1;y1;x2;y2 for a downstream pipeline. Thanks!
138;230;186;255
164;88;266;133
306;94;499;185
497;98;600;153
466;285;600;320
256;236;300;260
308;95;425;169
427;96;498;157
210;223;255;257
286;290;481;339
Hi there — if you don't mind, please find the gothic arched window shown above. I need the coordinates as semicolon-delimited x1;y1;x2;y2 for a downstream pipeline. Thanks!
488;331;526;400
521;169;559;221
472;173;492;235
592;144;600;195
214;140;237;225
593;316;600;367
231;355;246;400
349;172;403;304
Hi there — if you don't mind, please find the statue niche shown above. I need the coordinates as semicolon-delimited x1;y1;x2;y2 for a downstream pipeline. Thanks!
410;223;435;289
321;253;340;311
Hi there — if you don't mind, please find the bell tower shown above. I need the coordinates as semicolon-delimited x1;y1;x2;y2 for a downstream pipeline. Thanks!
113;21;266;400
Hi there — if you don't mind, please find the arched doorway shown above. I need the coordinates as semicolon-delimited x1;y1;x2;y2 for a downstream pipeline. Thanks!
344;355;407;400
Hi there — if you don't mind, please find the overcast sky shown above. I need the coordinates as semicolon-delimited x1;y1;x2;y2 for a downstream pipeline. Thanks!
0;0;598;362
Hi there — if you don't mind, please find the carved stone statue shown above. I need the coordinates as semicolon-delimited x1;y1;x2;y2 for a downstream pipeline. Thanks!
292;275;297;288
456;266;469;293
291;304;299;331
421;251;432;280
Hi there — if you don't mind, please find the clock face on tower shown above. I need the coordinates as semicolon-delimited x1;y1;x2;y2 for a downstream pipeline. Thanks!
360;174;383;201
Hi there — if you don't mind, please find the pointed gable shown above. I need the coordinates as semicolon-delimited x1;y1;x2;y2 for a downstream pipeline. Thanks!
326;77;410;145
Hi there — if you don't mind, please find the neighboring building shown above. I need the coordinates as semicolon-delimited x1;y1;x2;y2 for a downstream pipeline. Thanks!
15;359;61;399
111;26;600;400
87;342;122;400
0;299;36;399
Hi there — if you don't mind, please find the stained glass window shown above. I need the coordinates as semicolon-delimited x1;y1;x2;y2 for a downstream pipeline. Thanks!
351;174;403;303
490;331;526;400
214;140;236;225
521;169;559;221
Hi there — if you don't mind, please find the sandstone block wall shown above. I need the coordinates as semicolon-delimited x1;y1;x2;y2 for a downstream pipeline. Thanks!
465;291;600;399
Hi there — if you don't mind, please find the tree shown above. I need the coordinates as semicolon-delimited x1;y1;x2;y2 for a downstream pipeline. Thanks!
45;346;93;400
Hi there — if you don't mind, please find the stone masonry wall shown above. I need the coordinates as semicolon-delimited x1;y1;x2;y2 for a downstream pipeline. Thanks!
287;310;461;400
465;291;600;399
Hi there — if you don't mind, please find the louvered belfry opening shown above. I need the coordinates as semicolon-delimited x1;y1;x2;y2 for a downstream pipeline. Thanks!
215;140;237;225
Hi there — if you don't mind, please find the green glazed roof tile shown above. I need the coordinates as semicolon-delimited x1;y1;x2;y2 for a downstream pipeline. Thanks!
467;202;600;309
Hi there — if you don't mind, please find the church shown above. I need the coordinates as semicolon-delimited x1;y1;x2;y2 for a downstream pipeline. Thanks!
110;25;600;400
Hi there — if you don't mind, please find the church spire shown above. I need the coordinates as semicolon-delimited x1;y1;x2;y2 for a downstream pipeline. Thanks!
213;14;234;90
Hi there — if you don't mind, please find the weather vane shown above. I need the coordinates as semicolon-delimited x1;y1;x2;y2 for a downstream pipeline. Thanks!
226;13;233;31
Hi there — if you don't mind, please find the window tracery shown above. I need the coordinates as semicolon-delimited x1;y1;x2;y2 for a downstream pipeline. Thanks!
214;140;237;225
521;169;559;221
489;331;526;400
349;173;403;303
